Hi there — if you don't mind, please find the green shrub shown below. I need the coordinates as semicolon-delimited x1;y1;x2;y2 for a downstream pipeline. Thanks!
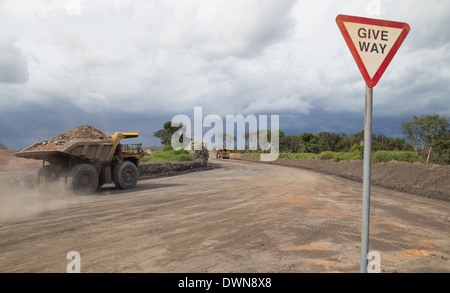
318;151;335;160
372;151;424;163
291;153;318;159
250;148;426;164
161;144;173;152
350;143;362;158
279;150;360;161
331;151;361;162
143;149;192;162
277;152;318;159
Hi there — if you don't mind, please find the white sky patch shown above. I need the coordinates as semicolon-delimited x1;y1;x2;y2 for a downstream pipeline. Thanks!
74;91;110;114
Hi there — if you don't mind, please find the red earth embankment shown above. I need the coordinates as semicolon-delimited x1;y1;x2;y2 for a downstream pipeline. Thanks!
233;154;450;201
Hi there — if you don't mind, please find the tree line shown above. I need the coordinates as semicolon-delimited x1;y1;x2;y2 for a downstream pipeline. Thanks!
401;114;449;165
154;114;449;165
278;130;413;154
278;113;449;165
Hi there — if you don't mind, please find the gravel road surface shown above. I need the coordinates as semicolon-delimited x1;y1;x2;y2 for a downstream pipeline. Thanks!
0;159;448;273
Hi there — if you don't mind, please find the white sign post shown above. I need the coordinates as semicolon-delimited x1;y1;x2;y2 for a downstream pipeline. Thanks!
336;14;410;273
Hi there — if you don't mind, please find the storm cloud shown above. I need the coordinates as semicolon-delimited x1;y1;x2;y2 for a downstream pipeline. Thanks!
0;39;28;84
0;0;449;149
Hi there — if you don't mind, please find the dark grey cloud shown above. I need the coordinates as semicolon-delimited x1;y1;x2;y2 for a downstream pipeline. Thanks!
280;108;412;139
0;0;449;150
0;40;28;84
0;102;166;149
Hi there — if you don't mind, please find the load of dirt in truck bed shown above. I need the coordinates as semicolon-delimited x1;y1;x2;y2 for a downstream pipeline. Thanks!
25;125;109;152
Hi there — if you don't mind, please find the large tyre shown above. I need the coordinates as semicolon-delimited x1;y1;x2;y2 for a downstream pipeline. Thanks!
67;164;98;194
113;161;138;190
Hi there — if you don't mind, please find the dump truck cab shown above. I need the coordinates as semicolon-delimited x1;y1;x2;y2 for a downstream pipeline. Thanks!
110;132;143;166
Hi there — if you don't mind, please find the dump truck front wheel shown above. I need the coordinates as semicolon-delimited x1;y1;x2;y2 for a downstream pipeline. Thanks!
67;164;99;194
113;161;138;190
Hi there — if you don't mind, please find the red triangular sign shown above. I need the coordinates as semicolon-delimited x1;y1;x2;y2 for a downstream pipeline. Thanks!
336;14;410;87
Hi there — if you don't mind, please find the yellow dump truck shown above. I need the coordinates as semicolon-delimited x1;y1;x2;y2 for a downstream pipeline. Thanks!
216;148;230;159
15;130;143;194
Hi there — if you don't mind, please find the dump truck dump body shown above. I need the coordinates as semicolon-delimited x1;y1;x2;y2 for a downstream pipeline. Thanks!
15;139;115;162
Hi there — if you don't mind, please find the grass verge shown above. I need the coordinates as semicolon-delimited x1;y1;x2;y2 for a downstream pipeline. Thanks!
372;150;424;163
248;150;424;163
143;149;192;163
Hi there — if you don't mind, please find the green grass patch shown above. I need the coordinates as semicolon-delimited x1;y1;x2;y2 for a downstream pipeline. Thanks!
317;151;335;160
278;152;318;159
254;149;424;163
143;149;192;162
320;151;361;162
372;150;424;163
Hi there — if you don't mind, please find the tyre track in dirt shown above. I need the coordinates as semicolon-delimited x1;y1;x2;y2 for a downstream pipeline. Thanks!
0;158;448;273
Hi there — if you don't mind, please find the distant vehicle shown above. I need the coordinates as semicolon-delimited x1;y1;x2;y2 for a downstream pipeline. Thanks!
15;132;143;194
216;148;230;159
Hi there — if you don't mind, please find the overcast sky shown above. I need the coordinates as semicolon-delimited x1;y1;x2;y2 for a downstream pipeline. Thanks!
0;0;449;149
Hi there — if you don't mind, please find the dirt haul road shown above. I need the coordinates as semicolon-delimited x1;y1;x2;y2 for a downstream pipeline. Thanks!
0;159;449;273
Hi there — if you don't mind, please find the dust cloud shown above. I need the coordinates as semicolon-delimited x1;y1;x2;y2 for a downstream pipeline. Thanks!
0;177;89;221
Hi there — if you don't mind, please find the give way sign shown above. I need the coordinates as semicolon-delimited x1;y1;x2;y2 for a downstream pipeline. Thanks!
336;14;410;87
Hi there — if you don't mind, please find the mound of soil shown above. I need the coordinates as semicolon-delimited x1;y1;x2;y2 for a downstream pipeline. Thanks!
233;154;450;201
139;160;210;179
0;143;7;150
189;147;209;162
0;150;41;173
25;125;108;152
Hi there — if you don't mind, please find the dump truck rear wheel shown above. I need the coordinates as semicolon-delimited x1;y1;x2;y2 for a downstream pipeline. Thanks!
67;164;98;194
113;161;138;190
